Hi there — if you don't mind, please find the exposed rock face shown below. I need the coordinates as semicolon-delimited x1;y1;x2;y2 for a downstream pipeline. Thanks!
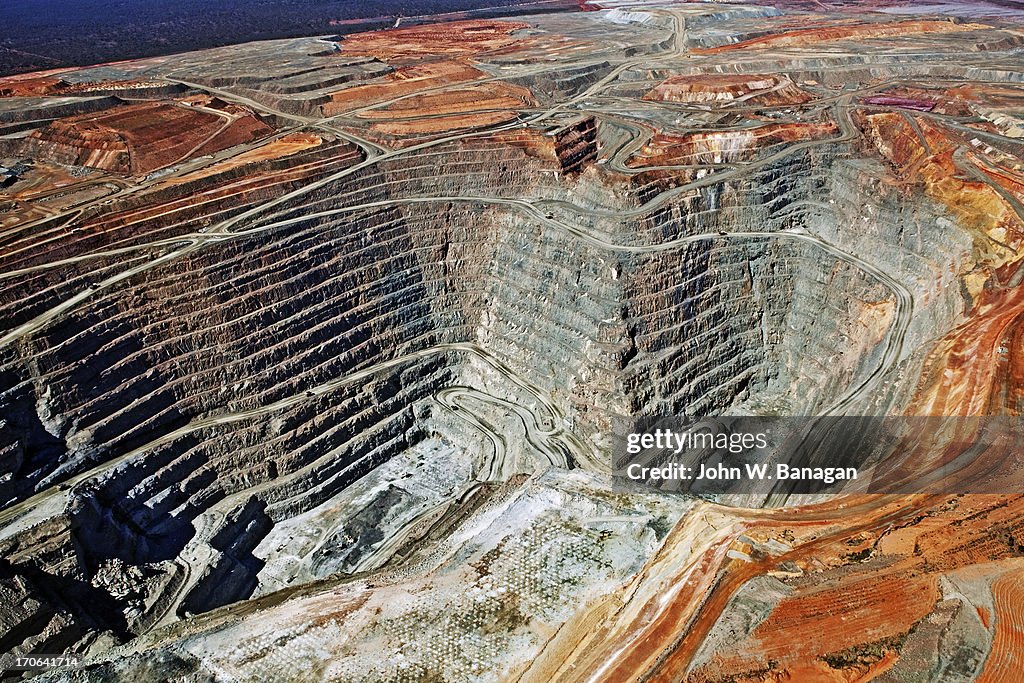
550;116;598;173
643;73;812;106
497;116;598;174
0;2;1023;681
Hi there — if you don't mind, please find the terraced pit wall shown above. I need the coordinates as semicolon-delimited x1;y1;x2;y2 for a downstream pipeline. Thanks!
0;120;970;645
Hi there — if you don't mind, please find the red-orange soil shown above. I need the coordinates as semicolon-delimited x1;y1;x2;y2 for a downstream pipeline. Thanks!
627;122;838;168
321;60;487;117
162;132;325;186
697;20;990;54
21;100;271;175
858;112;1023;267
338;19;531;59
0;75;66;97
0;137;360;276
358;82;537;120
369;110;520;137
977;565;1024;682
561;494;1024;683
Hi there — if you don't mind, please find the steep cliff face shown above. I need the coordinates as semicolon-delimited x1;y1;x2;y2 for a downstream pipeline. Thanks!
1;2;1024;680
1;123;926;654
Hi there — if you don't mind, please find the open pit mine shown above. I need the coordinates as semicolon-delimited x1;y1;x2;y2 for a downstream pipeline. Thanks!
2;1;1024;681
